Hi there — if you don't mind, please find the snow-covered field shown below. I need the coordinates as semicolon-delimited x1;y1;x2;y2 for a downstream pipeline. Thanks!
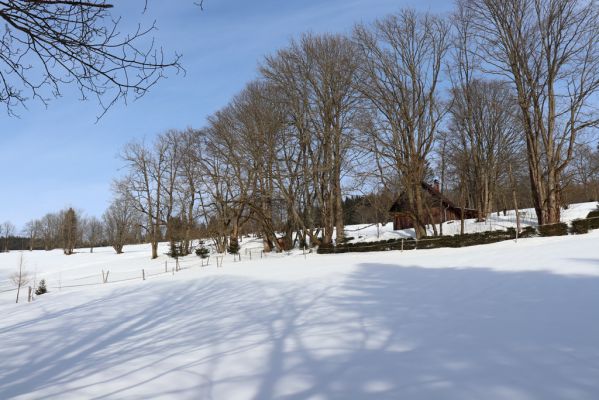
1;203;599;399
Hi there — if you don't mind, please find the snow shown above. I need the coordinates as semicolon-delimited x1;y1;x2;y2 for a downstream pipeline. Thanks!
348;201;599;242
1;204;599;399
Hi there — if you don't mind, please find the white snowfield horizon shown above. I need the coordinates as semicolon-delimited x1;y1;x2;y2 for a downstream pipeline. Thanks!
0;202;598;399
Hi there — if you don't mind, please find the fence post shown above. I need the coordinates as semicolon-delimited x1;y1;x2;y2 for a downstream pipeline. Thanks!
142;269;145;281
249;251;252;260
165;261;168;273
28;286;32;302
401;239;404;252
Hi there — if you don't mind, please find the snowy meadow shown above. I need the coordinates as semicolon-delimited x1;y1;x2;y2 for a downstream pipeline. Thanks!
1;203;598;399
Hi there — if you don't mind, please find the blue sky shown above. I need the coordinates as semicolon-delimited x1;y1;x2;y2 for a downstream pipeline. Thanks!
0;0;453;229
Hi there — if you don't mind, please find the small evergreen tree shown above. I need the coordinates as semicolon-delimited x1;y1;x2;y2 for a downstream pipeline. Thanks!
35;279;47;296
227;241;240;254
195;246;210;258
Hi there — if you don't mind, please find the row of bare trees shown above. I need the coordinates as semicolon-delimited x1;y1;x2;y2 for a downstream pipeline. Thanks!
7;1;593;255
114;1;599;253
0;221;16;252
19;205;144;255
22;209;79;253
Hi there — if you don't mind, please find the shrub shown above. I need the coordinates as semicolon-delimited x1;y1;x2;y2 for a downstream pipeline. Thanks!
519;226;537;238
570;219;589;235
586;208;599;229
195;247;210;258
538;223;568;237
35;279;47;296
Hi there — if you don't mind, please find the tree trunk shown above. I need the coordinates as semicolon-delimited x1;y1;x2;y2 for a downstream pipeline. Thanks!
151;241;158;259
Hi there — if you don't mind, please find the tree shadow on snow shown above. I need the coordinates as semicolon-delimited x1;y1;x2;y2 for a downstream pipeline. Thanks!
0;264;598;399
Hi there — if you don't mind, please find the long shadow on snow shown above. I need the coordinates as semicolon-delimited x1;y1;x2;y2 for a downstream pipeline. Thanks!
0;264;598;399
273;263;599;400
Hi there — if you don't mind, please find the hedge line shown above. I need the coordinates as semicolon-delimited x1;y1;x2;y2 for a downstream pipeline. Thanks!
318;228;530;254
317;211;599;254
570;209;599;234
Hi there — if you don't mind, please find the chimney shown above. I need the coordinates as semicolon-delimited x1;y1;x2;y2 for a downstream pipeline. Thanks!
433;179;440;192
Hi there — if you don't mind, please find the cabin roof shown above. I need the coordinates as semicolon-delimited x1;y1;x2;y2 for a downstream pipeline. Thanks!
389;181;477;216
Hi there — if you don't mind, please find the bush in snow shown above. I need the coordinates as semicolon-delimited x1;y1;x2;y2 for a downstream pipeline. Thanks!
570;219;589;235
587;209;599;230
538;223;568;237
519;226;538;238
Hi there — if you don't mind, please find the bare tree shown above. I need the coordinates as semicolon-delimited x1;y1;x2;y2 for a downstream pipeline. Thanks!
158;131;184;255
62;207;77;255
261;45;321;247
177;128;204;254
0;1;181;116
118;139;166;259
447;80;521;219
568;143;599;202
262;33;360;245
103;196;135;254
10;253;29;303
1;221;15;252
354;9;450;238
23;220;41;251
203;106;254;253
85;216;104;253
40;212;62;251
462;0;599;225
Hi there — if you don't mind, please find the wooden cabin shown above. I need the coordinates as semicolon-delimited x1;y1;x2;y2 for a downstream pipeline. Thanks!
389;181;479;230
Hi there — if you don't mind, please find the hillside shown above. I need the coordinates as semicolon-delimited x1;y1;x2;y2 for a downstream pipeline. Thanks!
1;211;599;399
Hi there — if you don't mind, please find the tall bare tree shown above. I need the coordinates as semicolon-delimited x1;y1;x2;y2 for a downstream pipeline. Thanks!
447;80;521;219
23;220;41;251
462;0;599;225
262;33;360;245
1;220;15;252
84;216;104;253
103;196;135;254
119;139;168;259
177;128;204;254
354;9;450;238
62;207;77;255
